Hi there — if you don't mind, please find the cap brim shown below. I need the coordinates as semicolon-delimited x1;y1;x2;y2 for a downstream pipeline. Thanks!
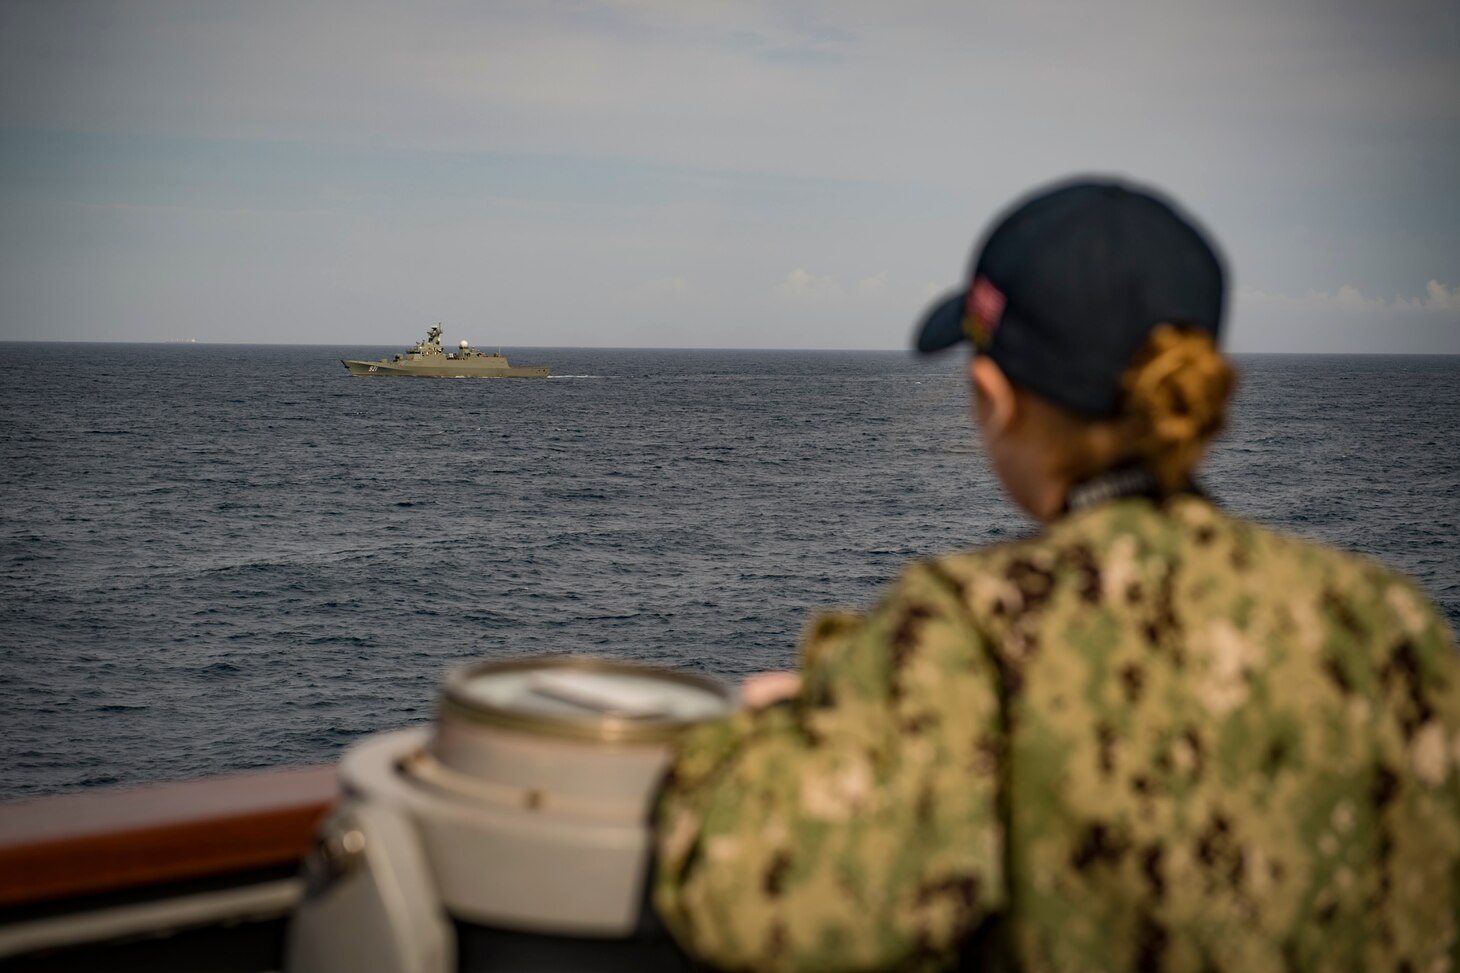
914;290;968;354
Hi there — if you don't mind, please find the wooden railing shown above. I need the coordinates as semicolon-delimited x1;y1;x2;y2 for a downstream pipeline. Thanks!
0;766;338;909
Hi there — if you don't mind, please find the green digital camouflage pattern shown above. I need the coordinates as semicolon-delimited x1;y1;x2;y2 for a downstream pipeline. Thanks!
655;496;1460;972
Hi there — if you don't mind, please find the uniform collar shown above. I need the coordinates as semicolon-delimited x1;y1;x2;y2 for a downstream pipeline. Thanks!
1063;466;1162;514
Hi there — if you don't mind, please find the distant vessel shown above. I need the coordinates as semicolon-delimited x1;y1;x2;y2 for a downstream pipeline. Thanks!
342;325;549;378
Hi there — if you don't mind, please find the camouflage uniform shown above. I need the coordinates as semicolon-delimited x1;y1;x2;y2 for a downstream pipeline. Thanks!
654;495;1460;972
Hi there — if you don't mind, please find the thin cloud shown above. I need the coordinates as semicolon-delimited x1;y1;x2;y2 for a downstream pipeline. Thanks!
1230;282;1460;354
856;271;888;297
775;268;843;302
773;269;892;304
1401;280;1460;312
1239;282;1460;314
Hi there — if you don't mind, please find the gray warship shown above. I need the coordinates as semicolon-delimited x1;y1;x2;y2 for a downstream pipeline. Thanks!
342;325;549;378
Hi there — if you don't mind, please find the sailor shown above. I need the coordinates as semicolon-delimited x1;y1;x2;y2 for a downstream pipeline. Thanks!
653;179;1460;971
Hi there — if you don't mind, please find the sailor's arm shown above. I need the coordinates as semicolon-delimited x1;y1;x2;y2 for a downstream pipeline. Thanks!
654;562;1006;972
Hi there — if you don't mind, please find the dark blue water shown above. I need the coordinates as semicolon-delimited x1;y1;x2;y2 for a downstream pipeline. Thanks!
1;345;1457;799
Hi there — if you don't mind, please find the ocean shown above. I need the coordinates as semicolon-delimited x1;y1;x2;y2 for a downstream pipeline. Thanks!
1;344;1457;800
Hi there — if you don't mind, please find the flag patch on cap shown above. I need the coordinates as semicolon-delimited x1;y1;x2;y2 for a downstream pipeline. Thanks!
972;276;1006;327
963;275;1006;348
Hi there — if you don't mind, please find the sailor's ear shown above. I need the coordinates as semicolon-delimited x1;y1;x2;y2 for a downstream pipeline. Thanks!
970;356;1017;435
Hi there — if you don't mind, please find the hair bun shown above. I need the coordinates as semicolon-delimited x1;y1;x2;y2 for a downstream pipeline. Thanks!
1121;324;1235;490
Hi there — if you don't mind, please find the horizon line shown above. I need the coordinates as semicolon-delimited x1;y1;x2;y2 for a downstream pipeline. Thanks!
0;338;1457;358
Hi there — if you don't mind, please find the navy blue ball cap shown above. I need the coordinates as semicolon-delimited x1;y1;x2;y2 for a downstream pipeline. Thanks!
914;290;969;354
914;177;1226;417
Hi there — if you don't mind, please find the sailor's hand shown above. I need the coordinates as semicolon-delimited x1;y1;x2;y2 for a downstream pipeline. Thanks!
740;671;802;710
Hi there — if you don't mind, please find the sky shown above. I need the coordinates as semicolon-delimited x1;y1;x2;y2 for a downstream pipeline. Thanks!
0;0;1456;352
